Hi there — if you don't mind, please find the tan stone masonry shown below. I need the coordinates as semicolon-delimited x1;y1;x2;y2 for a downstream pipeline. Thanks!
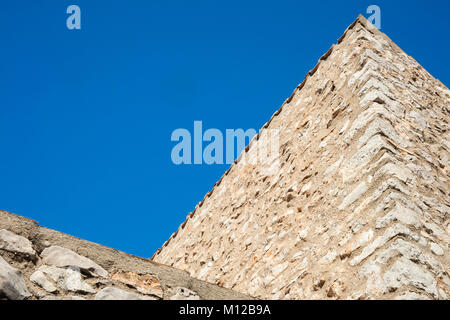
153;15;450;300
0;210;251;300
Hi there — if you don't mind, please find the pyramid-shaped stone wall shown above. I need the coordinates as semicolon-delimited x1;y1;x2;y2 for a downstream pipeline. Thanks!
153;15;450;300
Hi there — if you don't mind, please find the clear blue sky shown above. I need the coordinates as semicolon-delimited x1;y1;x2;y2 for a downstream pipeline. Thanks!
1;0;449;258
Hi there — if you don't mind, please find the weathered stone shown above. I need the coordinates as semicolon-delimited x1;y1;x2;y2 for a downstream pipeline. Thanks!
300;181;312;194
341;135;398;181
359;262;383;295
169;287;200;300
407;164;435;185
0;255;31;300
422;221;450;245
344;104;394;144
0;215;250;301
92;279;113;288
338;182;368;210
348;59;380;88
0;229;35;256
39;295;61;300
350;224;415;266
327;279;345;298
111;271;163;298
297;226;309;241
370;238;442;281
94;287;156;300
376;204;421;229
312;278;325;291
342;229;374;256
324;156;343;176
38;265;96;294
383;258;438;298
319;251;337;265
358;78;394;101
373;162;414;184
354;178;412;215
395;292;431;300
30;270;58;293
429;243;444;256
41;246;108;278
407;111;428;131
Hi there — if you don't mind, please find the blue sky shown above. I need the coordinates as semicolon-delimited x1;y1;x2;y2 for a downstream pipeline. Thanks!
1;0;449;258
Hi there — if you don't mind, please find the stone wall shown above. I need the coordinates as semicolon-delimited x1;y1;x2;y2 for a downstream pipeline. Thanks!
153;16;450;300
0;210;251;300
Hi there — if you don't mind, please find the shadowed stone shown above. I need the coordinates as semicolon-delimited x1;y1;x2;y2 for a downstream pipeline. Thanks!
0;229;35;256
41;245;108;278
38;265;96;294
111;271;163;298
95;287;157;300
170;287;200;300
0;255;31;300
30;270;58;293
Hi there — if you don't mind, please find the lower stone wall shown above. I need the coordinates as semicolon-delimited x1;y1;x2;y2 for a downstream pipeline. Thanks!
0;210;251;300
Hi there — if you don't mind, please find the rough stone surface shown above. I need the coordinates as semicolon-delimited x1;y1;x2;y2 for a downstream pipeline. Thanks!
30;270;58;293
41;246;108;278
111;271;163;298
0;229;35;256
430;243;444;256
153;15;450;300
0;210;250;300
94;287;156;300
38;265;96;294
170;287;200;300
0;255;31;300
383;258;438;298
